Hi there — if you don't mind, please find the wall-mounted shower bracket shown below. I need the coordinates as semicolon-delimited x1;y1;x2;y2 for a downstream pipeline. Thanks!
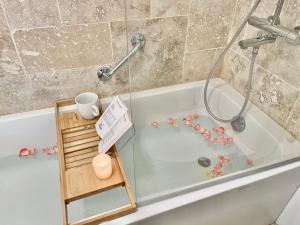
97;33;146;81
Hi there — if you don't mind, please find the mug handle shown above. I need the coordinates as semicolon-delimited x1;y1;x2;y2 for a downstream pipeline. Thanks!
92;105;100;117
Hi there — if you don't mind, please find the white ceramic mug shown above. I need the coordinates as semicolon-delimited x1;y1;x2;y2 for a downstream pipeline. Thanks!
75;92;100;120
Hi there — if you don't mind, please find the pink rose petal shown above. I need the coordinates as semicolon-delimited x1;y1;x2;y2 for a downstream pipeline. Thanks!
151;121;159;128
167;118;175;125
193;124;201;131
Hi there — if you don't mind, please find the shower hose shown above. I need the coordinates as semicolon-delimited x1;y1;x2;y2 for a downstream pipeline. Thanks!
204;0;262;123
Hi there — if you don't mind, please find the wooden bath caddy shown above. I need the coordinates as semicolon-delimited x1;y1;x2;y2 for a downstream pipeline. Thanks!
55;99;136;225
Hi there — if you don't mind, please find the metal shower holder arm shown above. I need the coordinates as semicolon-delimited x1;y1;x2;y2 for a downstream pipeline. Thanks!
97;33;146;81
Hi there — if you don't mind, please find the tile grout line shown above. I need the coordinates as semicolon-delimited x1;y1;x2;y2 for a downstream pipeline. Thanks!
284;92;299;128
280;0;294;97
150;0;152;18
108;22;115;65
282;0;293;17
213;0;239;69
0;0;27;75
11;15;190;33
237;0;257;54
12;21;111;32
228;0;257;58
55;0;64;26
187;46;227;55
0;61;115;80
234;0;260;55
123;0;129;54
129;14;189;23
228;0;240;43
180;0;192;83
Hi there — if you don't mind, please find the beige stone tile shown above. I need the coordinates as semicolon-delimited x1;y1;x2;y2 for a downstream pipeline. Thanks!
14;23;113;73
251;69;298;126
0;4;9;35
0;35;24;78
151;0;190;17
58;0;126;25
286;95;300;141
126;16;188;91
0;4;23;78
182;49;216;82
28;65;129;110
222;50;250;95
254;39;300;89
0;75;31;115
212;48;226;77
110;21;128;63
126;0;150;20
186;0;236;52
228;0;253;52
222;50;299;126
283;0;300;27
1;0;60;30
110;21;130;86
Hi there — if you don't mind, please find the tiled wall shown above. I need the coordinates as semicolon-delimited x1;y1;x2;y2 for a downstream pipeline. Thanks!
0;0;299;140
0;0;234;115
221;0;300;140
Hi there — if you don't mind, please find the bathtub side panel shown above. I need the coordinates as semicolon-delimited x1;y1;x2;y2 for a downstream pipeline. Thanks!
277;187;300;225
132;167;300;225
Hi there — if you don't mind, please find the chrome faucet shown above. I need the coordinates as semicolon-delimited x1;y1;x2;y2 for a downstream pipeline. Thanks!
239;0;300;49
239;32;276;49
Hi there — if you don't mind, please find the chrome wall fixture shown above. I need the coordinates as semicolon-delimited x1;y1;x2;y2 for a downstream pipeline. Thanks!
239;0;300;49
204;0;300;132
97;33;146;81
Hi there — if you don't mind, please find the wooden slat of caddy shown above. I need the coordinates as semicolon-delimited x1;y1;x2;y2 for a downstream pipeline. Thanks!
64;147;98;159
62;113;72;130
63;131;98;143
62;124;95;135
63;127;96;139
71;205;136;225
64;141;99;154
65;157;93;169
65;151;98;164
63;136;99;148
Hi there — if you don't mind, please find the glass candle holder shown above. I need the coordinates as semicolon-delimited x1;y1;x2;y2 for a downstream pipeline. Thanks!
92;153;113;179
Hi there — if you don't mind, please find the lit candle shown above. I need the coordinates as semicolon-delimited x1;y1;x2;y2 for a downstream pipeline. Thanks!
92;154;113;179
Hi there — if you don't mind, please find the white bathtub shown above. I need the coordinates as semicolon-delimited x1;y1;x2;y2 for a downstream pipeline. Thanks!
1;78;299;225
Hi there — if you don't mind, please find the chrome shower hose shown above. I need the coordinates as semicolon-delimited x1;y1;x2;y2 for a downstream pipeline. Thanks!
204;0;262;123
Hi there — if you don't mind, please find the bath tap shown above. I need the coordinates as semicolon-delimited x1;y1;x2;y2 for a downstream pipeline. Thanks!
239;0;300;49
247;16;300;44
239;32;276;49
